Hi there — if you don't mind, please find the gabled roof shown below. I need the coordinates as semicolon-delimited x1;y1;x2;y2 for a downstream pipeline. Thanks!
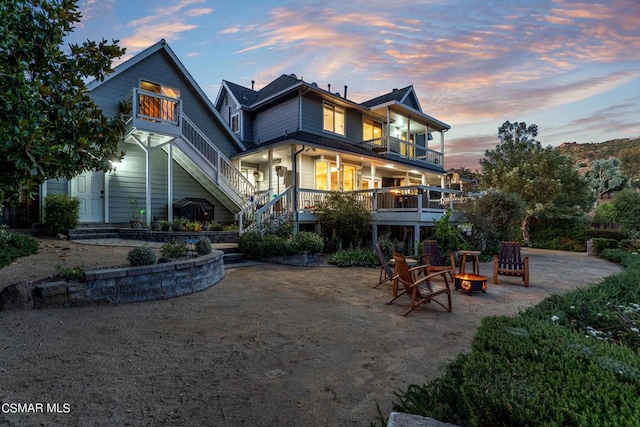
360;86;422;112
86;39;246;151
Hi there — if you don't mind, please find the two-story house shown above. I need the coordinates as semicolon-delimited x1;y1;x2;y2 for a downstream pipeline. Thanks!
32;39;456;252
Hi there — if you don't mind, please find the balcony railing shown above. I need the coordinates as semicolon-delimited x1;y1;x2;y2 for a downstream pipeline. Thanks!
360;136;443;167
298;186;459;212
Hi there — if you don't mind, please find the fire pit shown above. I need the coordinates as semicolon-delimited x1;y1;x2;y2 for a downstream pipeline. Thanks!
454;273;487;295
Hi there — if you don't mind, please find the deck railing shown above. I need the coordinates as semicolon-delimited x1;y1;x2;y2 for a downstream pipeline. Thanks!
360;136;443;167
298;185;458;212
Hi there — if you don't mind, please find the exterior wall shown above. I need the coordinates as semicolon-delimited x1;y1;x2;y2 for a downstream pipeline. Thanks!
300;93;363;144
253;96;299;144
46;178;68;195
299;155;316;189
106;143;234;224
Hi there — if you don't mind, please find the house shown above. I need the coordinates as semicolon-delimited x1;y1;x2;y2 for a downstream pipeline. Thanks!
26;40;457;253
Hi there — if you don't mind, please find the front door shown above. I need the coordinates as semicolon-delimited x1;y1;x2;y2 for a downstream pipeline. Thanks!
71;170;104;223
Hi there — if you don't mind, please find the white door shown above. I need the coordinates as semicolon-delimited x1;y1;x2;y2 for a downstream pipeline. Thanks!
71;171;104;223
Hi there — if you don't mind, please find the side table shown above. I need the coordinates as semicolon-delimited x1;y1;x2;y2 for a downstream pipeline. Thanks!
458;250;481;275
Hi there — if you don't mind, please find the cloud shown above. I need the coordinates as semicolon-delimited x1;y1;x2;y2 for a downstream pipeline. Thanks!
119;0;213;54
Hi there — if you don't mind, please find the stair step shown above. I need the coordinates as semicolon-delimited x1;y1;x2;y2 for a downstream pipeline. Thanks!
223;252;244;264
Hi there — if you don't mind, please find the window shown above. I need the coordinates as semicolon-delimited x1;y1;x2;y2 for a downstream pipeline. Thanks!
231;114;240;133
323;103;345;135
315;160;357;191
139;80;180;122
363;118;382;141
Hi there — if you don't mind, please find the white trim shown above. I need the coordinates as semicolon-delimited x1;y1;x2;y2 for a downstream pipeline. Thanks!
322;101;346;137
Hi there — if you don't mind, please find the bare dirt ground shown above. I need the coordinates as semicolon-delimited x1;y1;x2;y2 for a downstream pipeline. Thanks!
0;240;623;426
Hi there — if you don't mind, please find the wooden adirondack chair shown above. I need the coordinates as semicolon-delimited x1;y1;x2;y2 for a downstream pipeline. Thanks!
388;252;453;316
374;244;394;288
493;241;529;287
419;240;455;277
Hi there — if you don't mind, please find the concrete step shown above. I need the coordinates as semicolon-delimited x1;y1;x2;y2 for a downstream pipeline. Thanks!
223;252;245;264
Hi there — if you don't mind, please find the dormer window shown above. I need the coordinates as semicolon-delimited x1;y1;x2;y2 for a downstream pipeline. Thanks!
323;102;345;136
231;113;240;133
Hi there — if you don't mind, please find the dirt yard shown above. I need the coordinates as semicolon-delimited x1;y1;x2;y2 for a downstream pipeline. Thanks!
0;240;623;426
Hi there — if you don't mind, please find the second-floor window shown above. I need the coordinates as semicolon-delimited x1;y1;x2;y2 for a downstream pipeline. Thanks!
363;118;382;141
323;103;345;136
139;80;180;123
231;114;240;133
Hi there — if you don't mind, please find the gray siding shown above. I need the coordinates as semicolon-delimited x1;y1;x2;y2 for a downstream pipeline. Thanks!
91;49;240;158
253;96;299;144
300;94;363;144
106;144;234;224
46;178;68;195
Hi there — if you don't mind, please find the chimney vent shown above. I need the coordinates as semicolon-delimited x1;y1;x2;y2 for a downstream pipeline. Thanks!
251;80;255;90
344;85;348;98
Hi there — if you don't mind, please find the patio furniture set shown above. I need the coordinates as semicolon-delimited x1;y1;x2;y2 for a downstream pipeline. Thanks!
376;241;530;316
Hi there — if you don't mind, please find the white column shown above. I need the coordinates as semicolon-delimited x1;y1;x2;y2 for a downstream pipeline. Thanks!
268;149;273;196
386;107;391;155
168;143;173;222
336;154;341;190
145;137;152;225
370;163;376;189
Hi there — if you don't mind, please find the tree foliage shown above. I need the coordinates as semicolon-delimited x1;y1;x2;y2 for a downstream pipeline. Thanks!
458;190;526;251
612;190;640;234
0;0;126;201
619;146;640;188
586;158;626;199
479;121;593;244
316;192;370;250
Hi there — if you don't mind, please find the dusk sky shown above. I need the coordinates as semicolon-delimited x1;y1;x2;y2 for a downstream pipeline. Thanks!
68;0;640;170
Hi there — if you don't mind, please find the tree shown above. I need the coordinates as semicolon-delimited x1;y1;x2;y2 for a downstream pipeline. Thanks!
619;147;640;189
479;121;593;245
316;192;370;250
458;190;526;251
612;190;640;234
586;158;626;199
0;0;126;202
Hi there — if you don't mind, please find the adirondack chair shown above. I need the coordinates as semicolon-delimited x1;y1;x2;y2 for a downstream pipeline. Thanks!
419;240;455;277
388;252;453;316
374;244;394;288
493;241;529;287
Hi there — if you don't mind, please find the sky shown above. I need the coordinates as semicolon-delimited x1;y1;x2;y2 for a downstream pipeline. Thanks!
67;0;640;171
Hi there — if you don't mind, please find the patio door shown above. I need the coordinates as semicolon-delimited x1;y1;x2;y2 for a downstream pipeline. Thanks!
71;170;104;223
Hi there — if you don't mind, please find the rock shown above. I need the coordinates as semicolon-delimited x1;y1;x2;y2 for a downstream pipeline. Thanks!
0;282;33;311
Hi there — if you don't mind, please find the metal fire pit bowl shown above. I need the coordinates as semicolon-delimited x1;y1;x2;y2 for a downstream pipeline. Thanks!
454;273;487;295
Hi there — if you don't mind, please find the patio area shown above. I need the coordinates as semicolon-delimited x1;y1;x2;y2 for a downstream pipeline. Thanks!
0;248;622;426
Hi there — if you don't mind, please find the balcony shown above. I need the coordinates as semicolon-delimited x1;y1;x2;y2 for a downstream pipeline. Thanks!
360;136;443;167
123;88;182;138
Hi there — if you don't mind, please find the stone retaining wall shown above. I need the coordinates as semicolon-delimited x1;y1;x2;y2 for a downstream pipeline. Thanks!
31;250;225;308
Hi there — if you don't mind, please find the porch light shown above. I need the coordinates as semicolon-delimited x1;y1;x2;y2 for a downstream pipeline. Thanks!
384;164;394;169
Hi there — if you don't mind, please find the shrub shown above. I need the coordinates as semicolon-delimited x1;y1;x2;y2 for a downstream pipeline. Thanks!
160;240;189;259
592;237;620;254
377;232;402;259
291;231;324;253
194;237;212;255
0;227;40;268
204;221;223;231
613;189;640;233
127;245;157;266
585;228;629;241
238;231;263;259
530;217;587;251
44;194;80;234
54;265;85;281
316;192;370;250
328;248;377;267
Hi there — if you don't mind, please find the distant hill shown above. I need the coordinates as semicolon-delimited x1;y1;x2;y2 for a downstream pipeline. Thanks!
556;137;640;172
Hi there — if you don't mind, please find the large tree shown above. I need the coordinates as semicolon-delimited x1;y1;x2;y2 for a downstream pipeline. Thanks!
479;121;593;245
619;146;640;189
586;158;626;200
0;0;126;202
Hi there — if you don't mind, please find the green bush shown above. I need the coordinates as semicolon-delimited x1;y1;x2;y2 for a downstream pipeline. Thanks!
592;237;620;254
328;248;377;267
585;228;629;241
291;231;324;253
44;193;80;234
194;237;212;255
238;231;263;259
160;240;189;259
127;245;157;266
54;265;85;281
613;189;640;233
204;221;223;231
0;227;40;268
530;217;586;251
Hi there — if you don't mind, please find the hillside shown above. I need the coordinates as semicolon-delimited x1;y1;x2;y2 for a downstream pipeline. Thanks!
556;137;640;171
